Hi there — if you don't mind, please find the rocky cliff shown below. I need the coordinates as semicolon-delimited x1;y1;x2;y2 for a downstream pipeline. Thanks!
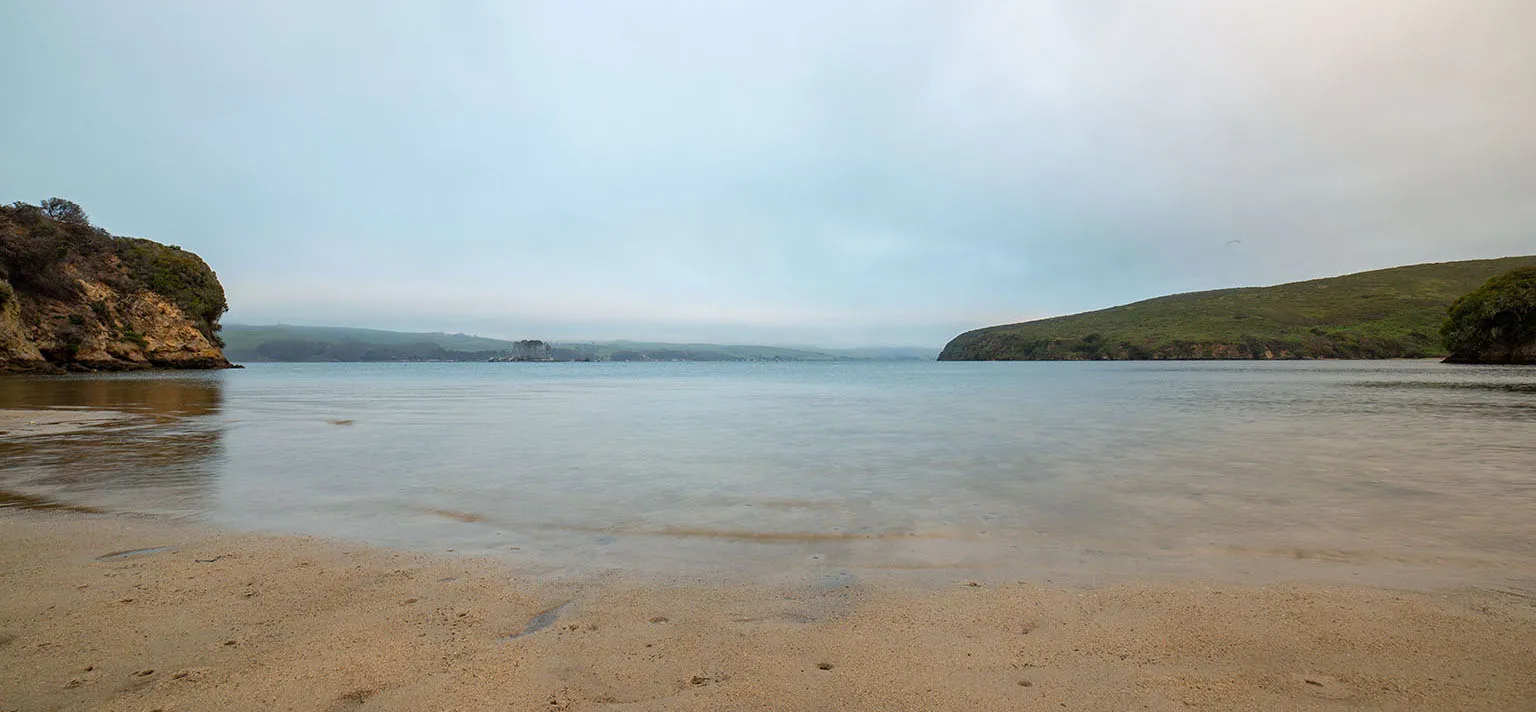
0;199;232;373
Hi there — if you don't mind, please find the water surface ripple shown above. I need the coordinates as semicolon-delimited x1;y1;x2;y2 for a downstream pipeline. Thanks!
2;361;1532;589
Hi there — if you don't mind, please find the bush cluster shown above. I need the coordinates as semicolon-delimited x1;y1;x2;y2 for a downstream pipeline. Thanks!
1442;267;1536;364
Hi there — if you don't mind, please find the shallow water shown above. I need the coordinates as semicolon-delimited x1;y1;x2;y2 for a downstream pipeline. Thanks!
2;361;1533;588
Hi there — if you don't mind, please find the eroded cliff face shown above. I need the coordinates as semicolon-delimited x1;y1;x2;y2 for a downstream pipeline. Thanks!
0;278;229;373
1;200;233;374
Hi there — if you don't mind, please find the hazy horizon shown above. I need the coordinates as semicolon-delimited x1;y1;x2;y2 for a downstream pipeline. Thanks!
220;249;1534;350
4;1;1534;347
221;321;942;353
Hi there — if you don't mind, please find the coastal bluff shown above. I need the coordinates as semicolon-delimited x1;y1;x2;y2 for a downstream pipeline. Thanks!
941;256;1536;361
1;199;232;373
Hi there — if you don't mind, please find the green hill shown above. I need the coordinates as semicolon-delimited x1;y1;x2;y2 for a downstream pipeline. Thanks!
939;256;1536;361
221;325;935;362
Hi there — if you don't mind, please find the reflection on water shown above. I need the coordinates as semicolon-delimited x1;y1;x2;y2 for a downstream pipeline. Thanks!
0;373;225;417
0;373;225;514
1;361;1534;589
0;488;104;513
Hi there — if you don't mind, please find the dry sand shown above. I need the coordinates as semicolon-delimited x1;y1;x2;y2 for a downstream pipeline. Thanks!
1;510;1533;712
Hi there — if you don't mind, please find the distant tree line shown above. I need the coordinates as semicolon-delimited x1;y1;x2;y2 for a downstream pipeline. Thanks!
252;339;508;362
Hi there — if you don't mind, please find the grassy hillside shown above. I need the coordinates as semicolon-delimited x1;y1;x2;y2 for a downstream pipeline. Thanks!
940;256;1536;361
222;325;934;362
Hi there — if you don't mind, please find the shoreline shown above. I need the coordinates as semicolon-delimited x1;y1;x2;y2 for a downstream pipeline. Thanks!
0;360;239;376
2;510;1532;711
4;481;1530;595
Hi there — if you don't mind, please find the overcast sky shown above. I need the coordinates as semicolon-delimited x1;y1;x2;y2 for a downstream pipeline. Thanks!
3;1;1533;346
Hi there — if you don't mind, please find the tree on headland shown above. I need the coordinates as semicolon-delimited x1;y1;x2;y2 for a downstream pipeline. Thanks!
40;197;90;226
1441;267;1536;364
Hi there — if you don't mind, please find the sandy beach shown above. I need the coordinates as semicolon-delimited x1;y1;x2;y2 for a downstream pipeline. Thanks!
1;510;1532;711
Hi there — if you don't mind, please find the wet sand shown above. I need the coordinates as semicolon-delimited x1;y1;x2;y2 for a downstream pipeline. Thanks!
0;409;134;437
1;511;1533;711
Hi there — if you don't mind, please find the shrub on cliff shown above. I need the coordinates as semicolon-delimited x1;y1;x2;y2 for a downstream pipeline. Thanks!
112;238;227;344
0;201;96;299
1441;267;1536;364
40;197;90;226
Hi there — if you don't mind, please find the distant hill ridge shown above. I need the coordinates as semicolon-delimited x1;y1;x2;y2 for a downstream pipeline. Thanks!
221;324;938;363
939;256;1536;361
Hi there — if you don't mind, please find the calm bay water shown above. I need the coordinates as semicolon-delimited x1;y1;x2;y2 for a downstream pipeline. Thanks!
2;361;1534;588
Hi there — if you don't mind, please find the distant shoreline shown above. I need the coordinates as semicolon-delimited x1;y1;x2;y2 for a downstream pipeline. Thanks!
218;324;941;364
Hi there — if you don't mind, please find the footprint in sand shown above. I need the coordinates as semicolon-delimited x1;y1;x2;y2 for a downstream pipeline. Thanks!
336;688;378;706
507;601;571;640
95;547;174;562
1296;674;1353;700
